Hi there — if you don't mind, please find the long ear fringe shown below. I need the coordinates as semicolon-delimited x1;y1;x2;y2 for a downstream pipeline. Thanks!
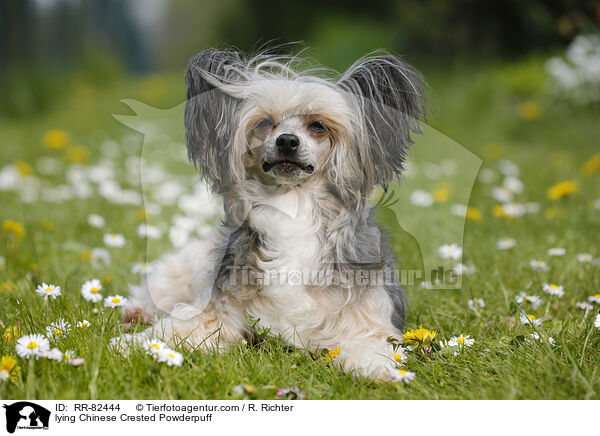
337;53;426;187
184;49;247;192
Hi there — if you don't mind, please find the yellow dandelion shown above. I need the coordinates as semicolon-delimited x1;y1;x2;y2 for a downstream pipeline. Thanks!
3;326;19;343
547;180;578;201
402;327;437;348
323;346;341;364
492;205;512;219
582;153;600;177
43;129;70;150
483;143;503;160
66;145;90;163
517;101;542;120
0;356;20;383
1;282;12;293
78;250;92;261
14;161;34;176
135;209;149;221
433;187;451;203
2;220;25;241
466;207;482;221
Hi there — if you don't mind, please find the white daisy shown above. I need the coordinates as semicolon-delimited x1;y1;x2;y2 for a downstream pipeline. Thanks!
16;334;50;358
389;369;416;384
45;319;71;338
497;159;519;176
143;338;167;355
497;238;517;250
529;259;549;271
491;187;514;203
131;262;153;275
453;263;475;275
576;301;594;310
137;223;162;239
525;202;541;214
527;333;555;346
63;350;77;363
87;214;105;228
91;247;111;268
547;247;566;256
587;293;600;304
577;253;594;263
41;347;63;361
77;320;91;328
468;298;485;312
477;168;498;184
438;243;462;260
514;292;543;309
501;202;526;218
103;233;126;248
451;204;468;217
157;348;184;366
81;279;103;302
520;313;543;326
35;282;62;300
410;190;434;207
542;283;565;298
595;314;600;329
392;347;408;364
104;295;128;308
449;334;475;348
503;176;524;193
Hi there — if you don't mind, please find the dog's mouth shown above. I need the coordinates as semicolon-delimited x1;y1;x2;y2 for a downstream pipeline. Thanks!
262;160;315;177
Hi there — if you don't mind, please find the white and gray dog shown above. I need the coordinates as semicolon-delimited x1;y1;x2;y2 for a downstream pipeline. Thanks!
123;48;425;381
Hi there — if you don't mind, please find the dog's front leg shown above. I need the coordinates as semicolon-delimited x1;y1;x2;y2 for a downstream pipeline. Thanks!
113;295;248;355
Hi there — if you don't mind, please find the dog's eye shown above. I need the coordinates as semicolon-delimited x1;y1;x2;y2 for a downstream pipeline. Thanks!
255;118;274;129
308;121;327;132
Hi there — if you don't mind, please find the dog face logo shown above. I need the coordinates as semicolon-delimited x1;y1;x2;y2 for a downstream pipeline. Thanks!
3;402;50;433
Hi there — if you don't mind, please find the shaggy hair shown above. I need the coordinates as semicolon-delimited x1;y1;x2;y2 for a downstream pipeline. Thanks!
122;48;425;380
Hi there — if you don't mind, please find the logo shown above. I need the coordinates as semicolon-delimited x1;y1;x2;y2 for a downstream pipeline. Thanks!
2;402;50;433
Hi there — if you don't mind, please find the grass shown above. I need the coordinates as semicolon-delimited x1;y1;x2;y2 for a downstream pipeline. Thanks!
1;56;599;400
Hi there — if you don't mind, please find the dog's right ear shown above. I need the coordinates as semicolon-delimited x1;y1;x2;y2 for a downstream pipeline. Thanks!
185;49;245;192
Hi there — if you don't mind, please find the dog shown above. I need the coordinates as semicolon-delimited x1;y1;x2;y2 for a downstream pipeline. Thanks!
122;48;425;381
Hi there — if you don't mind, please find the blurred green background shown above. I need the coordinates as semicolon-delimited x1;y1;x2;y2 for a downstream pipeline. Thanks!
1;0;599;119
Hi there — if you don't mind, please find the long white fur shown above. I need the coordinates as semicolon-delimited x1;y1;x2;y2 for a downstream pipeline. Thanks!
119;49;425;381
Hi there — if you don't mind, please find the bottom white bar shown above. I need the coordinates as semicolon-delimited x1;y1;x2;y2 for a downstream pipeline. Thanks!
0;400;594;435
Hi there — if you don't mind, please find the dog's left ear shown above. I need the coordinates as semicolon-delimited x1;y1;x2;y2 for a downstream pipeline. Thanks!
338;54;425;187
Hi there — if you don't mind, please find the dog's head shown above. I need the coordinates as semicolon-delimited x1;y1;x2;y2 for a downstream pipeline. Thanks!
184;48;425;204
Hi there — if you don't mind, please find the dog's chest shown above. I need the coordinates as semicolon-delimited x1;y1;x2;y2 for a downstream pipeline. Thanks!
248;188;322;270
245;188;326;334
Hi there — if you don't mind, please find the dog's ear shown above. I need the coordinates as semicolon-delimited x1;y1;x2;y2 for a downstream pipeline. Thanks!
185;49;245;192
338;54;425;187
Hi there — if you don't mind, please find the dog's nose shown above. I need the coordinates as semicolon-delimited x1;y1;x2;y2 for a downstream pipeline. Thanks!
276;134;300;154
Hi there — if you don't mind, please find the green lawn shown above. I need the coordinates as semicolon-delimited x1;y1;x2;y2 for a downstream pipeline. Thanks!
1;57;599;399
